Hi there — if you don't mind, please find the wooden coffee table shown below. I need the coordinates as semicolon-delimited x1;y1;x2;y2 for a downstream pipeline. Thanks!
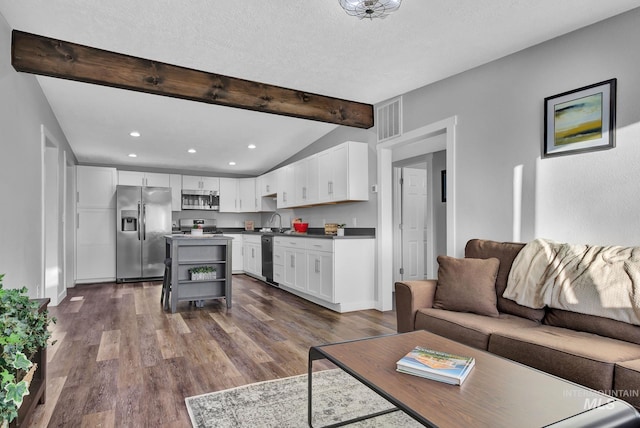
308;330;640;427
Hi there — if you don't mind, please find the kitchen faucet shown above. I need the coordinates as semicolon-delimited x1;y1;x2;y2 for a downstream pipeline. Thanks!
269;212;283;232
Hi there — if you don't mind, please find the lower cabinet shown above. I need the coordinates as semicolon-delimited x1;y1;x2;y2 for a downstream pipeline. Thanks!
242;234;262;278
283;247;307;292
306;249;333;302
273;236;374;312
76;208;116;283
224;234;244;273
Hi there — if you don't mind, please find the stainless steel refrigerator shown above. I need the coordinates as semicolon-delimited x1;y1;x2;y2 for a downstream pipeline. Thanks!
116;185;172;281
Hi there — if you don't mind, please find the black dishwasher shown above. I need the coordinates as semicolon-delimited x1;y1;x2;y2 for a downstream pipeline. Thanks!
261;234;275;285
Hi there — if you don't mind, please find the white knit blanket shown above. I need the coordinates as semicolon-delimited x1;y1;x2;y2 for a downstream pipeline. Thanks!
504;238;640;326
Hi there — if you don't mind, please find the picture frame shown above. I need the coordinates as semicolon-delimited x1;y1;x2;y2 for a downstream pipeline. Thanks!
441;170;446;203
543;78;616;158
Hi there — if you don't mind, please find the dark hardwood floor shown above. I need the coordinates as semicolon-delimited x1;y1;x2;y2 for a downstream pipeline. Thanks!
29;274;397;427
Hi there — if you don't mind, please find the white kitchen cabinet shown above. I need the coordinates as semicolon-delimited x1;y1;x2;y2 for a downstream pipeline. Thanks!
276;164;294;208
293;155;318;206
273;244;284;284
274;236;375;313
242;234;262;277
182;175;220;192
219;178;238;212
258;170;277;196
256;170;277;212
145;172;170;187
76;208;116;283
256;192;277;212
306;238;334;302
238;178;257;212
77;166;117;209
76;166;117;283
274;236;307;291
220;178;259;213
118;170;170;187
284;247;307;292
169;174;182;211
317;141;369;203
224;234;244;273
307;248;333;302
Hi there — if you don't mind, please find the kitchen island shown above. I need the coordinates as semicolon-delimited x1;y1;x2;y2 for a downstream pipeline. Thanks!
165;234;232;313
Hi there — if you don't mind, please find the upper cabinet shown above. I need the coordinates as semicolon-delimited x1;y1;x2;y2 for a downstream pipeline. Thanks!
169;174;182;211
219;178;239;212
182;175;220;192
118;170;170;187
238;178;257;213
219;178;260;212
277;164;295;208
317;141;368;204
271;141;369;209
258;170;277;196
293;155;318;207
77;166;117;208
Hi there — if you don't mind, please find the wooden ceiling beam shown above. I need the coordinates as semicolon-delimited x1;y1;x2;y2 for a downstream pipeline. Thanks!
11;30;374;129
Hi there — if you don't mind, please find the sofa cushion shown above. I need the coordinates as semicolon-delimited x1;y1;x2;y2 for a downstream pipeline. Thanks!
415;307;540;350
614;359;640;409
488;325;640;392
545;308;640;346
433;255;500;317
465;239;546;322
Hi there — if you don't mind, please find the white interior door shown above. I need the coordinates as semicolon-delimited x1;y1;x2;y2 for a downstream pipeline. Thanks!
401;167;427;281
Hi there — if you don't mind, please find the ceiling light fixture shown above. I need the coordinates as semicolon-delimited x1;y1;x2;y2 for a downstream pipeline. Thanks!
229;161;236;166
188;148;197;154
338;0;402;19
129;131;141;137
128;153;137;158
248;144;256;149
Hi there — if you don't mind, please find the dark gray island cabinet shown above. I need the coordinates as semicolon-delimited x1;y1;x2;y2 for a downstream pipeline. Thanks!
165;235;232;313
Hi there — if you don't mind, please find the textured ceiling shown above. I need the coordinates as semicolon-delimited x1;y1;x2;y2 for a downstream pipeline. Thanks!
2;1;640;175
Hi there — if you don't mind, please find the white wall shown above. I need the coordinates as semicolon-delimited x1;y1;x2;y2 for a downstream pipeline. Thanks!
274;7;640;254
398;7;640;252
0;14;74;295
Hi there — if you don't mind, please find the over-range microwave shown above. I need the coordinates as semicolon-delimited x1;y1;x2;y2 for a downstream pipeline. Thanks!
181;189;220;211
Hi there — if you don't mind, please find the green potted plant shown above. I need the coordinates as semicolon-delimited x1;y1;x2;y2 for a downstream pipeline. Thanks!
336;224;346;236
0;274;55;426
189;266;217;281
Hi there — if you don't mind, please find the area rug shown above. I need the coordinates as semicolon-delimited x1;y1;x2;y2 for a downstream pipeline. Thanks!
185;369;421;427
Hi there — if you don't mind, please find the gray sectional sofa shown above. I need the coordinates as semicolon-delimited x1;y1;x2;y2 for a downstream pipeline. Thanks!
395;238;640;409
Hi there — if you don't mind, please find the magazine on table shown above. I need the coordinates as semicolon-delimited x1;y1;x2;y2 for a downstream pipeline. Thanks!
396;346;475;385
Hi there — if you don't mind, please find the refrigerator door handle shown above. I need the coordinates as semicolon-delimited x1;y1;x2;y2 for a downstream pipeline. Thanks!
137;202;141;241
142;203;147;240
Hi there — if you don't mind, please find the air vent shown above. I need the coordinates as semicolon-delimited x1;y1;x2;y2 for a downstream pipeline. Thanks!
377;97;402;142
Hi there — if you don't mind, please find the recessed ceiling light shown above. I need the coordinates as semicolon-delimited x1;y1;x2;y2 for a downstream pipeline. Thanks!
128;153;137;158
188;148;197;154
248;144;256;149
229;161;236;166
129;131;141;137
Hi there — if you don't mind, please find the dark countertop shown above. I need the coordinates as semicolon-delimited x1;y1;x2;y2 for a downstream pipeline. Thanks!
165;234;233;240
229;227;375;240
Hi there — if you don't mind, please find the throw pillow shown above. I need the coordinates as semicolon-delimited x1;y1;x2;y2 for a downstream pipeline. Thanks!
433;255;500;317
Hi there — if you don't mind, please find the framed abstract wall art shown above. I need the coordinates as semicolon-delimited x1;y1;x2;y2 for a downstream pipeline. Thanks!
543;78;616;158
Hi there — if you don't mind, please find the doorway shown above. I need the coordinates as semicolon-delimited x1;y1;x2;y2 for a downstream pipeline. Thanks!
376;116;457;311
393;150;447;285
394;164;428;283
41;125;68;305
